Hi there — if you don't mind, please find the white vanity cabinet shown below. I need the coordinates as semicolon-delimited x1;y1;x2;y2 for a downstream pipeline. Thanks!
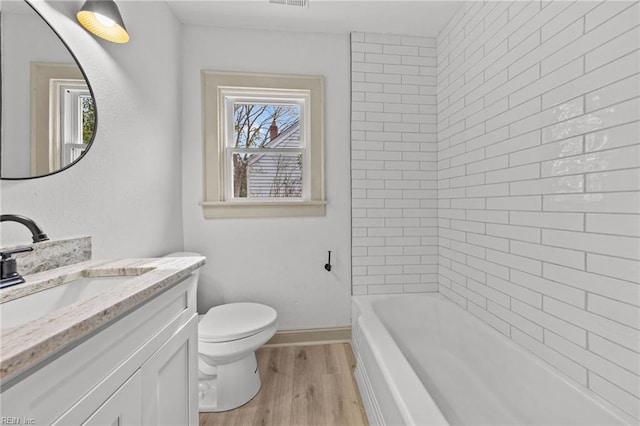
0;274;199;426
79;370;143;426
141;315;197;426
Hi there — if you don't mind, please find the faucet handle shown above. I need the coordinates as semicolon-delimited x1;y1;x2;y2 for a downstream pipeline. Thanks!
1;246;34;259
0;246;33;288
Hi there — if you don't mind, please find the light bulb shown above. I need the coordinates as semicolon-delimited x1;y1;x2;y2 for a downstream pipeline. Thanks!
76;0;130;43
94;12;115;27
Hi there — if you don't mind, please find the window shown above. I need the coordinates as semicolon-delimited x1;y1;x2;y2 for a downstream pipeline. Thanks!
201;71;325;218
223;92;306;200
30;62;95;175
57;82;94;167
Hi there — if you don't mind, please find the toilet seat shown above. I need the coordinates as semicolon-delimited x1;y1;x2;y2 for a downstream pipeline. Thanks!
199;303;277;343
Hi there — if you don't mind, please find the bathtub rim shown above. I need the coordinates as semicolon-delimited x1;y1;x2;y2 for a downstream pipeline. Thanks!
353;294;449;426
352;293;637;426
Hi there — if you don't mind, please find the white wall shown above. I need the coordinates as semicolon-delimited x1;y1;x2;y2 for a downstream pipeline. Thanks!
1;0;184;259
181;26;352;328
1;5;73;177
437;1;639;419
351;32;438;296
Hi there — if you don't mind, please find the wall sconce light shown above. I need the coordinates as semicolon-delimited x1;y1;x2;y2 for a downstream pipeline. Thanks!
76;0;129;43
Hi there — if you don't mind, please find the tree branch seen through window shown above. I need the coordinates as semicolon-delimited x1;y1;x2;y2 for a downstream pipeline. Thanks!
232;104;301;198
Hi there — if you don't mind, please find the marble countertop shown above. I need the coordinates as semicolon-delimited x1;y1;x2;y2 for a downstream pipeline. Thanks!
0;256;205;381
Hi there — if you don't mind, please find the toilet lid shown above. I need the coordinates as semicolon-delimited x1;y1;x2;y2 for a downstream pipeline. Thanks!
199;303;278;342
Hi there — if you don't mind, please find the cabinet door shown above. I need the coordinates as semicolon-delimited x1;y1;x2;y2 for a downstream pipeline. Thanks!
142;315;198;426
82;370;142;426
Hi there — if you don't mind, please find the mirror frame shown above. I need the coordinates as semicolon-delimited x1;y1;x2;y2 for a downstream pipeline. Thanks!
1;0;98;180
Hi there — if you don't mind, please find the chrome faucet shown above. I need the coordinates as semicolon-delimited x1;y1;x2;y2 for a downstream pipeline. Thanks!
0;214;49;288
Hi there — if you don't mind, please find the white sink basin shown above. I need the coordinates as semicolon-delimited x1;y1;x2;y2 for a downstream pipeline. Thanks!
0;276;134;330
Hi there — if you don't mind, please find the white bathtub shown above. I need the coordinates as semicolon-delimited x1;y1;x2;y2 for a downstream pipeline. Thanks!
352;294;633;426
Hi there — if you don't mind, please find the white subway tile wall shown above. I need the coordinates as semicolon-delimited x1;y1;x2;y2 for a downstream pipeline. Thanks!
351;32;439;296
437;0;639;420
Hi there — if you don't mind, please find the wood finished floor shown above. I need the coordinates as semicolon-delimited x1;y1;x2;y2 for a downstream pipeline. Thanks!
199;343;368;426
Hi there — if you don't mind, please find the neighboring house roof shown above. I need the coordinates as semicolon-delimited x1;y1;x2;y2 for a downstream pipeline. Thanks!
246;119;302;197
264;120;300;148
248;119;300;166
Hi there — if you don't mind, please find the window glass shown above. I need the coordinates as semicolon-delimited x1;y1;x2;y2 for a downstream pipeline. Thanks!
233;152;303;198
81;95;95;145
225;96;307;200
232;104;301;148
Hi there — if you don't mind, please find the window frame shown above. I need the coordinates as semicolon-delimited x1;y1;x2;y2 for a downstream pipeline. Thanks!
221;90;310;201
201;70;326;218
59;83;91;167
30;62;86;175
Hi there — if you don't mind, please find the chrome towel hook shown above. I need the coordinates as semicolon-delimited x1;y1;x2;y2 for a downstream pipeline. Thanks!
324;251;332;272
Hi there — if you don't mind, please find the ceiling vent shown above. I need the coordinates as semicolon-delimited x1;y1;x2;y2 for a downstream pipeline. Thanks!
269;0;308;7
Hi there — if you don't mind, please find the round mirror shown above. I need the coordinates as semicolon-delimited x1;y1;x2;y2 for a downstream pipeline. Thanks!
1;1;97;180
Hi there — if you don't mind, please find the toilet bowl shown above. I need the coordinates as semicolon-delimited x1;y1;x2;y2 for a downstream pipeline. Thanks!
164;252;278;412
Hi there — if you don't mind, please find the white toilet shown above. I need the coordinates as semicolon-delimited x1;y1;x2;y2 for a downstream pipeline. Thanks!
165;252;278;412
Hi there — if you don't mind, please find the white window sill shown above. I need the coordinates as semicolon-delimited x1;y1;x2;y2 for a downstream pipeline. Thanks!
200;200;327;218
